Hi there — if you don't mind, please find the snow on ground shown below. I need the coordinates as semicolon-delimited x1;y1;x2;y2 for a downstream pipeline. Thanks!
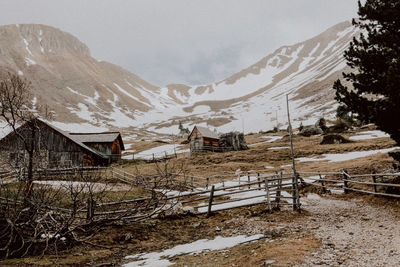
248;136;284;147
23;38;33;56
261;136;284;142
67;87;99;107
297;147;399;163
0;121;12;138
301;175;325;184
131;144;190;160
165;174;292;213
268;146;290;150
25;57;37;66
124;234;264;267
349;130;390;141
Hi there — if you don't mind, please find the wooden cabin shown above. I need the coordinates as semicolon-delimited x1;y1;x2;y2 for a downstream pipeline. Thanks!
0;119;124;168
69;132;125;162
188;126;220;152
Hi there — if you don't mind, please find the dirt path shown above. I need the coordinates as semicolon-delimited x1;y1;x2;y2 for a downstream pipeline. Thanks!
296;194;400;267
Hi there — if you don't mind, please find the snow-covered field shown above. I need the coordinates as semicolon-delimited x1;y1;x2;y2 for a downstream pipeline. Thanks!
122;144;190;160
124;234;264;267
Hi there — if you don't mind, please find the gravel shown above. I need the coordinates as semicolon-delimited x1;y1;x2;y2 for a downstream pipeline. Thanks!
296;196;400;267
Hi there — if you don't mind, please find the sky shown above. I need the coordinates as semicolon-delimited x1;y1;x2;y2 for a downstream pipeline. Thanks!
0;0;359;86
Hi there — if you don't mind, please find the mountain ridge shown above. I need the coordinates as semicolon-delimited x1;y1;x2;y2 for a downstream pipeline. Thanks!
0;21;357;137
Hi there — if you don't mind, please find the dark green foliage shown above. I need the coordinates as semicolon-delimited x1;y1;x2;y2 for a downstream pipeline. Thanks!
299;122;304;132
334;0;400;145
178;121;190;135
316;118;328;133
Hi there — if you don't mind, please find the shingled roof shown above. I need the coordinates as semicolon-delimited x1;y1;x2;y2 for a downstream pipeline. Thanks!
69;132;125;150
191;126;219;139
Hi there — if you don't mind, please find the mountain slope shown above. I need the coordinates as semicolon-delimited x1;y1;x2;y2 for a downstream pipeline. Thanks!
0;22;357;137
148;21;357;133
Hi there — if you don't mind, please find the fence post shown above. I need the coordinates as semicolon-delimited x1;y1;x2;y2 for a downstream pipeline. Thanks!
372;173;378;194
206;177;209;190
343;169;349;194
207;185;215;217
86;198;95;222
247;172;251;189
152;153;155;162
221;177;225;188
319;171;326;193
276;172;282;209
257;172;261;190
265;178;272;212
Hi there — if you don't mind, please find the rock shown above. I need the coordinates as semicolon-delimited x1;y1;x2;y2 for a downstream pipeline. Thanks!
299;125;323;137
263;260;276;266
124;233;133;241
193;222;201;228
320;134;351;144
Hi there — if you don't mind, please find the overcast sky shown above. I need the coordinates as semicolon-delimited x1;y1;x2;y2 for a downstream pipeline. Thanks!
0;0;359;86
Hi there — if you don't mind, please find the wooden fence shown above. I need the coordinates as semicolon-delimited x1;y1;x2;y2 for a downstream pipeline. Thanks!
300;171;400;198
5;166;400;224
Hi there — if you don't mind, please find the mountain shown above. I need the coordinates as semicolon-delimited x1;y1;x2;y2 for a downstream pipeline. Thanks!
0;22;358;138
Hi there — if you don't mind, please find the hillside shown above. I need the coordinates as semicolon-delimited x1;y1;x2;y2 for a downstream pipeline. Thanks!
0;22;358;137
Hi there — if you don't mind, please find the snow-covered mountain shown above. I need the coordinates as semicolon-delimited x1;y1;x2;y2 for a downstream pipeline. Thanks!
0;22;357;137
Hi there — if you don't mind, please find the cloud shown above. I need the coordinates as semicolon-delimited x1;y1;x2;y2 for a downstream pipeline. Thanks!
0;0;358;86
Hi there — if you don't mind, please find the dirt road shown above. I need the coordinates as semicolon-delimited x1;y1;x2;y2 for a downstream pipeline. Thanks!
297;194;400;267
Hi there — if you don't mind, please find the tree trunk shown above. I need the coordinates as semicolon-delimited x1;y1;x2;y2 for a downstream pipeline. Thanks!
25;127;35;199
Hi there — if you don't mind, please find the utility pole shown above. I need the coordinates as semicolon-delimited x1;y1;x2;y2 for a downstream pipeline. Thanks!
286;94;300;211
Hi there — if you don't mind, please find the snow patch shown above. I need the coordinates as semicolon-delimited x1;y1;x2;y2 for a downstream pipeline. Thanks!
25;57;37;66
23;38;33;56
124;234;264;267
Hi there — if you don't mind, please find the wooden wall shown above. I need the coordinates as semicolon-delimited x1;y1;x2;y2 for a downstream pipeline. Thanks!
0;121;107;168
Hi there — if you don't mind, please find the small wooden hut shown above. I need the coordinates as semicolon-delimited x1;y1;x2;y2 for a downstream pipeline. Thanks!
188;126;220;152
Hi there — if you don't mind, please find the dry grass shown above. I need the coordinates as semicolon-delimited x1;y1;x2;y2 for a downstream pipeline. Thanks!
121;129;397;178
2;127;399;266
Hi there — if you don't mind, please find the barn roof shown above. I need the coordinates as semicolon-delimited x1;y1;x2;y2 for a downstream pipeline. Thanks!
69;132;125;150
0;119;108;160
191;126;219;139
36;119;109;159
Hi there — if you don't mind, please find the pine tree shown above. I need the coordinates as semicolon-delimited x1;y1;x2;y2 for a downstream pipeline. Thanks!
334;0;400;144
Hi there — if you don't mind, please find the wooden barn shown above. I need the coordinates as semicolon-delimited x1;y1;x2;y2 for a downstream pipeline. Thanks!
69;132;125;162
0;119;124;168
188;126;220;152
